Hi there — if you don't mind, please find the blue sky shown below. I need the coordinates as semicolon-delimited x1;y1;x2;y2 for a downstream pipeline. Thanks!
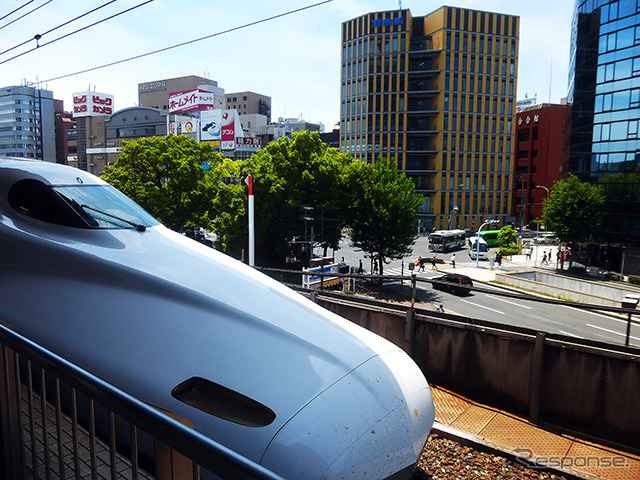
1;0;575;129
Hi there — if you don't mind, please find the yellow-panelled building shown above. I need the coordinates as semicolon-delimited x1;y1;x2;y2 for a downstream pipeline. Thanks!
340;6;519;232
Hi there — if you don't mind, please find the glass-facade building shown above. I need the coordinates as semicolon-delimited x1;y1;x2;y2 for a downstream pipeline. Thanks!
0;85;55;160
569;0;640;244
341;7;519;232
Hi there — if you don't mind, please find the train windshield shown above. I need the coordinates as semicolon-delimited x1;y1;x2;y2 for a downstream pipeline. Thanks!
8;178;158;230
53;184;159;230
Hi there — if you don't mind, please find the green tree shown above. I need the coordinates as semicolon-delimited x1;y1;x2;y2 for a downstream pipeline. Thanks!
497;225;518;255
345;157;423;275
207;158;247;256
238;131;352;266
101;135;220;231
543;174;605;243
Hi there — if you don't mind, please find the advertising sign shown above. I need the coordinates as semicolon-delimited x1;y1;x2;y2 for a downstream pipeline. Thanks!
169;89;215;113
73;91;114;117
221;110;236;150
200;109;222;140
200;109;244;148
236;137;261;149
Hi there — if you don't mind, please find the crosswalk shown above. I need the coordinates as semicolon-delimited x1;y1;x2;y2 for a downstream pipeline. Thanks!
379;266;439;278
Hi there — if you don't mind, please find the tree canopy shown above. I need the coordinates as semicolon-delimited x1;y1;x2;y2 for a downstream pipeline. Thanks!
101;132;425;270
345;157;423;275
101;135;221;231
238;131;352;266
542;174;605;243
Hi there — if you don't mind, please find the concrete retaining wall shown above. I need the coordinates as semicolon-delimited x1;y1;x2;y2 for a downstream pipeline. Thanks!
494;270;640;307
315;294;640;452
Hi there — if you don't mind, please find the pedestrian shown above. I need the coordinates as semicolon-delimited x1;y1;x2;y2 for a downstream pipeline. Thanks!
418;256;425;271
358;259;363;274
542;251;547;265
431;256;438;270
436;304;444;313
451;253;456;268
526;247;532;260
496;251;502;266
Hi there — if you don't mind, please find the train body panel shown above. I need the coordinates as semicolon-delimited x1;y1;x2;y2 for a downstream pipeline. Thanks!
0;159;435;479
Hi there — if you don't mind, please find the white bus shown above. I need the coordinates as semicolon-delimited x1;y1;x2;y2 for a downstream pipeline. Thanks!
428;229;466;252
468;236;489;260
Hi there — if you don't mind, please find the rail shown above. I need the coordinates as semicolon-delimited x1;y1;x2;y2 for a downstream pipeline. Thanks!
0;322;285;480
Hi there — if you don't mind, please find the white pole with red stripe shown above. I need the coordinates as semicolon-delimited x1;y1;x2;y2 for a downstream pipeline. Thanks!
245;174;255;266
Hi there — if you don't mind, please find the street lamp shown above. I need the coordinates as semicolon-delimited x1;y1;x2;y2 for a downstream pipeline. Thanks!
448;206;459;230
476;219;500;268
535;185;550;198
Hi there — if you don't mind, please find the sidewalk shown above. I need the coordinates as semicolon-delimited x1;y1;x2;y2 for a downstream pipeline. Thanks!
430;385;640;480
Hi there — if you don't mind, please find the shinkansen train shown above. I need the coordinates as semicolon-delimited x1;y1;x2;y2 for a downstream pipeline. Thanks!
0;158;435;480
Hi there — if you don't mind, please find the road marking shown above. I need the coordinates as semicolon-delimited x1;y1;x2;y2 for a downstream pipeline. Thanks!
486;295;532;309
559;330;584;339
562;304;633;324
460;299;505;315
587;323;640;342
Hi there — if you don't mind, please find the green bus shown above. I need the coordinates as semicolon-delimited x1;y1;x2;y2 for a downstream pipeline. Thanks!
477;229;502;247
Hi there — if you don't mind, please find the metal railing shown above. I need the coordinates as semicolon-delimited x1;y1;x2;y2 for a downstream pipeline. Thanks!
0;323;285;480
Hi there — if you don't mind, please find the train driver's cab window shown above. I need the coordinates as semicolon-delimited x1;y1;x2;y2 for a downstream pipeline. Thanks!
8;179;159;230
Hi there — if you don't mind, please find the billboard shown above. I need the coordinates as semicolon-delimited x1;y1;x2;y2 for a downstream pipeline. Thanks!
169;89;215;113
73;92;114;117
200;109;244;149
236;137;261;149
200;109;222;140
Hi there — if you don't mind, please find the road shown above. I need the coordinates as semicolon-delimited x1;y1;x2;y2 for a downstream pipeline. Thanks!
334;236;640;348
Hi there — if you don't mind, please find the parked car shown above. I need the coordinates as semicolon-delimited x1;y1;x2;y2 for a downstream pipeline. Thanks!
432;273;473;295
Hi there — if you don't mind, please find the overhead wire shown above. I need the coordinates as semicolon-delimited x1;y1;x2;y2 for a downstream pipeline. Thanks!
0;0;121;58
25;0;333;86
0;0;55;31
0;0;38;23
0;0;153;66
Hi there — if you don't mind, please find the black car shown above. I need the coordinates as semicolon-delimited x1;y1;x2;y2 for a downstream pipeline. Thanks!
432;273;473;295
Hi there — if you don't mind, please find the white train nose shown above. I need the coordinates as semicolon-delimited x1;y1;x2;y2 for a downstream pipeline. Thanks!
260;350;435;480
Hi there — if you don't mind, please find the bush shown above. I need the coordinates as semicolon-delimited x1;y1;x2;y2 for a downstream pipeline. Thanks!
500;245;519;255
629;275;640;286
605;272;622;281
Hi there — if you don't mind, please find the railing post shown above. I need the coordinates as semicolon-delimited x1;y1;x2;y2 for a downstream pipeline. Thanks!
410;274;417;309
0;345;24;480
405;309;415;357
529;333;546;424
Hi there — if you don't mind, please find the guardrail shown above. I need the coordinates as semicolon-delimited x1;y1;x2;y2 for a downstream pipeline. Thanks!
0;323;284;480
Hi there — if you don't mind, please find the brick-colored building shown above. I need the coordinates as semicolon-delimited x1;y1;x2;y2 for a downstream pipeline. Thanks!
513;102;571;228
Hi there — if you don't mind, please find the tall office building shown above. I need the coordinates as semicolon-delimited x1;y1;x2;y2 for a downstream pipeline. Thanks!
0;85;55;161
341;7;519;232
568;0;640;245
